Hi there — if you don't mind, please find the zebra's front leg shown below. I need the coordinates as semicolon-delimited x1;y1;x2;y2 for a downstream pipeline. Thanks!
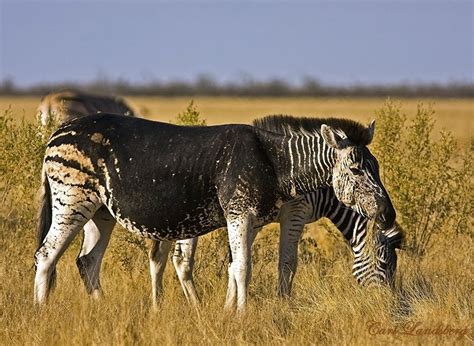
148;239;173;309
173;238;199;307
224;213;254;312
76;206;115;299
277;229;302;297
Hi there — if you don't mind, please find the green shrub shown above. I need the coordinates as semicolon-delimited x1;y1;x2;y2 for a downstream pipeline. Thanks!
174;100;206;126
372;100;472;257
0;109;55;230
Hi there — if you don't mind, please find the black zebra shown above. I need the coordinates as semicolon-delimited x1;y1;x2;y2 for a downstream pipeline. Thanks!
34;114;395;311
148;186;403;307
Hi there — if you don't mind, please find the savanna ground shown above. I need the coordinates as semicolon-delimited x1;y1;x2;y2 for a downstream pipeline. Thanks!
0;97;472;345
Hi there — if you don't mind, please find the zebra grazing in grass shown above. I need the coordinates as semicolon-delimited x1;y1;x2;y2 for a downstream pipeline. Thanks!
255;115;400;290
148;186;403;307
37;89;137;126
34;114;395;311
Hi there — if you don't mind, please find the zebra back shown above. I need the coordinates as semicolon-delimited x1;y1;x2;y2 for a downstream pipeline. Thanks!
38;89;138;126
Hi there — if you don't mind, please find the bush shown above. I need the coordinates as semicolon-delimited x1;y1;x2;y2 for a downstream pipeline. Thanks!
0;109;55;229
174;100;206;126
372;100;472;257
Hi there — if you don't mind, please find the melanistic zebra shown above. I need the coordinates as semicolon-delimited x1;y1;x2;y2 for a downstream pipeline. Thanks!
37;89;137;126
148;116;401;306
34;114;395;311
148;186;403;307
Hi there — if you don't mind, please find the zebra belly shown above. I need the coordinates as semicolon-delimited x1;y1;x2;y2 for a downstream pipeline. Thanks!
108;190;227;240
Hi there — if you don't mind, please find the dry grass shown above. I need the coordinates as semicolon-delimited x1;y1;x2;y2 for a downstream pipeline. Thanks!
0;96;472;144
1;227;472;344
0;98;472;345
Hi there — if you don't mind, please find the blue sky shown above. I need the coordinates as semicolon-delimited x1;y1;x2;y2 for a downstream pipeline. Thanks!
1;1;472;86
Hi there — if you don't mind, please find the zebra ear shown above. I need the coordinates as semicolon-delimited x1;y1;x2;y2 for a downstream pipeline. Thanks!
321;124;346;149
366;120;376;144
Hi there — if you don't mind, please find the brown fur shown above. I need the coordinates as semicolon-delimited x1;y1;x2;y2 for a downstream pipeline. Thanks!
38;89;137;125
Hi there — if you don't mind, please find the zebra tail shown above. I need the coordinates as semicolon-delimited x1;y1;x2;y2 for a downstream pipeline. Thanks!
36;172;56;287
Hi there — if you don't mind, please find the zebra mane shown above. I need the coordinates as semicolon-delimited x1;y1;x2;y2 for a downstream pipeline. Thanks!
253;115;374;146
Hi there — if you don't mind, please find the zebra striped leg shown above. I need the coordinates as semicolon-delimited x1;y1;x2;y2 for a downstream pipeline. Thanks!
224;214;254;312
148;239;173;309
76;207;115;299
277;201;309;297
173;238;199;307
34;203;98;305
277;226;304;297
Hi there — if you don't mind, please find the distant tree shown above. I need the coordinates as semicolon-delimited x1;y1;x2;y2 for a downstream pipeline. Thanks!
0;78;16;94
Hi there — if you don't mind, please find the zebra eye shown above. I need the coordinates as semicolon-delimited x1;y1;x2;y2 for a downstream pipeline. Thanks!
349;167;363;175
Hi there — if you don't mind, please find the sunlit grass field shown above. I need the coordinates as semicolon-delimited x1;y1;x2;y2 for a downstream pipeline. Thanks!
1;96;472;144
0;96;472;345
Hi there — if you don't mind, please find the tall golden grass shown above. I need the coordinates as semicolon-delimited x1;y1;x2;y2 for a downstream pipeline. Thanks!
0;99;472;344
1;96;472;144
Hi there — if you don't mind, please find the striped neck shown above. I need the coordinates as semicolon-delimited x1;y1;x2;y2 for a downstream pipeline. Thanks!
305;188;368;245
257;129;336;199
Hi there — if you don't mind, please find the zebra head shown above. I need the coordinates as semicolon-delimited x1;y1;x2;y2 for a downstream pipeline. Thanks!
352;223;404;286
321;121;396;231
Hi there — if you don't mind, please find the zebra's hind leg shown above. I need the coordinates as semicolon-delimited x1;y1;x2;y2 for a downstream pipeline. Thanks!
173;238;199;307
224;214;255;312
34;202;99;305
76;206;115;299
148;239;173;309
